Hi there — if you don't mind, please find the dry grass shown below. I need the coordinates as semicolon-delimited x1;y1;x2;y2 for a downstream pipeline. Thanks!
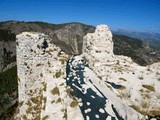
66;88;72;97
42;115;49;120
139;89;144;93
140;100;150;109
129;104;149;116
56;97;61;103
51;87;60;95
62;108;67;119
40;73;43;77
130;96;160;118
130;104;144;114
142;84;155;92
22;114;27;120
70;99;78;108
117;90;131;99
156;93;160;99
119;77;127;81
19;101;24;107
117;86;126;90
130;104;160;118
138;76;144;80
55;70;64;78
31;97;39;104
60;83;65;86
149;110;160;117
59;58;67;64
36;63;43;67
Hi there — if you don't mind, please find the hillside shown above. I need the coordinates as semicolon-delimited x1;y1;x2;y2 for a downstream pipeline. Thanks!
83;25;160;119
113;34;160;66
0;21;160;119
14;25;160;120
0;66;17;119
112;29;160;48
0;21;159;69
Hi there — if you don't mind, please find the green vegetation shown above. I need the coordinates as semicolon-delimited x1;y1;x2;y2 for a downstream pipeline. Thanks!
43;83;47;91
22;114;27;120
139;89;144;93
0;29;16;41
119;77;127;81
47;61;51;67
51;87;60;95
130;104;145;115
3;56;16;68
150;110;160;118
26;107;32;114
40;73;43;77
26;34;31;37
63;108;67;119
26;101;32;107
51;100;55;104
0;66;17;95
56;97;61;103
66;88;72;97
116;85;126;90
138;76;144;80
117;90;131;99
42;115;49;120
26;94;43;119
113;34;143;49
113;34;149;66
26;98;43;118
70;99;78;108
28;21;75;31
36;63;42;67
60;83;65;86
130;104;160;118
59;58;68;64
55;70;63;78
142;84;155;92
31;97;39;104
42;97;47;110
19;101;24;107
115;66;124;72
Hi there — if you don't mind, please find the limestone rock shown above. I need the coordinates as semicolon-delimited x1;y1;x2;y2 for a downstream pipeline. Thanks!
83;25;133;80
16;32;83;120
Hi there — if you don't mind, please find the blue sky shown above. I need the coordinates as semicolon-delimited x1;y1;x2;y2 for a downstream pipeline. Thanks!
0;0;160;33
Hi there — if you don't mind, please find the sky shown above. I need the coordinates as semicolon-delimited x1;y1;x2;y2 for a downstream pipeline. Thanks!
0;0;160;33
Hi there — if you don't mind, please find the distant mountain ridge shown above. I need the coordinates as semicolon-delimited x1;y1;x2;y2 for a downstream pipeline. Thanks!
0;21;160;119
0;20;160;68
112;29;160;48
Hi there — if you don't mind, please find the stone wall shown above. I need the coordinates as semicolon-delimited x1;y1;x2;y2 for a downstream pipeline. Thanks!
16;32;83;120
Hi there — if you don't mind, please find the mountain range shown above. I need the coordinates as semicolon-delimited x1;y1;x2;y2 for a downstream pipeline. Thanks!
112;29;160;48
0;21;160;119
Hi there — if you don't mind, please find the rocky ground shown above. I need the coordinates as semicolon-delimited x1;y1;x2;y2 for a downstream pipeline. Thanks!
14;25;160;120
0;21;160;119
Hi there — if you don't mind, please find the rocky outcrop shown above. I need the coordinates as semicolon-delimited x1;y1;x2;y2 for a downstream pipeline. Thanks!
113;34;160;66
0;21;95;55
83;25;160;119
83;25;114;61
83;25;143;119
15;25;160;119
0;20;159;70
83;25;133;80
16;32;83;120
50;23;95;55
